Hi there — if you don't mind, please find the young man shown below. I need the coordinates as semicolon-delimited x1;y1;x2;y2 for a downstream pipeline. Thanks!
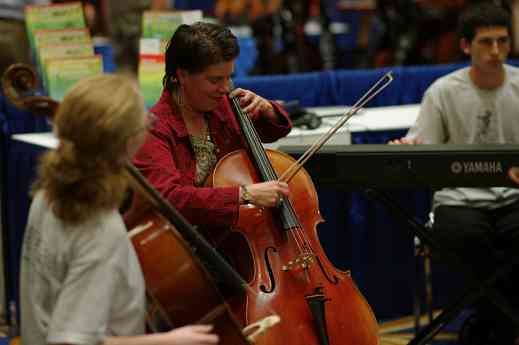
391;3;519;344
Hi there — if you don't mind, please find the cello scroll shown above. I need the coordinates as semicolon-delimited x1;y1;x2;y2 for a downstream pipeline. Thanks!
2;63;59;118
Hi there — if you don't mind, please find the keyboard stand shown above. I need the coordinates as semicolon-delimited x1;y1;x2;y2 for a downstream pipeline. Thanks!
364;188;519;345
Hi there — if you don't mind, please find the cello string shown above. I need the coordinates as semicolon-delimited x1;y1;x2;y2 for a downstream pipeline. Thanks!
230;94;324;267
230;96;310;255
255;138;316;255
240;102;310;255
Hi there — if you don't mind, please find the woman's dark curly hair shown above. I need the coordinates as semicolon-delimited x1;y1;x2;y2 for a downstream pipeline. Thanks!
163;22;240;92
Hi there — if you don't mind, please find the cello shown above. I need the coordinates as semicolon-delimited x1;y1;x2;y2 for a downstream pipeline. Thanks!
1;63;279;345
208;75;392;345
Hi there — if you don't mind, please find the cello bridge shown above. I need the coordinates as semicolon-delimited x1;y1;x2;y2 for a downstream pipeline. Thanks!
281;253;314;271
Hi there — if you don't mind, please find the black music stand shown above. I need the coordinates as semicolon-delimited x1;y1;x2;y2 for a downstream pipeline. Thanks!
365;188;519;345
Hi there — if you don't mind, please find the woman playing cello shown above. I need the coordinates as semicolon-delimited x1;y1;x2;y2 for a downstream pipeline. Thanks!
131;21;379;345
20;74;219;345
131;22;291;225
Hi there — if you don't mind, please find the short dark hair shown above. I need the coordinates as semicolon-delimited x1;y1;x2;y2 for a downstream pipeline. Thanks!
458;2;511;42
163;22;240;91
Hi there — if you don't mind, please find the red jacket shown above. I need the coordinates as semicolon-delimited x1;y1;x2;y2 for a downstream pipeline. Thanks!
132;89;292;226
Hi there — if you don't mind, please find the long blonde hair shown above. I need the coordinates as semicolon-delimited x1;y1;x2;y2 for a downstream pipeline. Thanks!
32;74;146;224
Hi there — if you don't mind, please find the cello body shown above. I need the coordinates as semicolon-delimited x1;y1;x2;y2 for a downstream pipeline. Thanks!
126;209;250;345
211;149;379;345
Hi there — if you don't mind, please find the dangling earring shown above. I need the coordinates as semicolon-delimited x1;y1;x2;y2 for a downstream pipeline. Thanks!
171;76;183;107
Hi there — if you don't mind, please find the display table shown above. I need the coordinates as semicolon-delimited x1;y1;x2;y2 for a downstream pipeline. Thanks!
265;103;419;149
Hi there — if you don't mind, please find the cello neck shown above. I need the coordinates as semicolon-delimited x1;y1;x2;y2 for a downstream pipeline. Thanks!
229;95;301;230
229;95;278;182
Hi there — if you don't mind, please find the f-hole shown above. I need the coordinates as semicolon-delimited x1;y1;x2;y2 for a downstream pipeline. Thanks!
260;246;278;293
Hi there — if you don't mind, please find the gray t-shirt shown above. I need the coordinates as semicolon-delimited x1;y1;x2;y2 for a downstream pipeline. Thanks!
406;65;519;209
20;191;146;345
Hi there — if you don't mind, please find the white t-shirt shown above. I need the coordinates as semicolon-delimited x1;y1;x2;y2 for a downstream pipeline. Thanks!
20;191;146;345
406;65;519;209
